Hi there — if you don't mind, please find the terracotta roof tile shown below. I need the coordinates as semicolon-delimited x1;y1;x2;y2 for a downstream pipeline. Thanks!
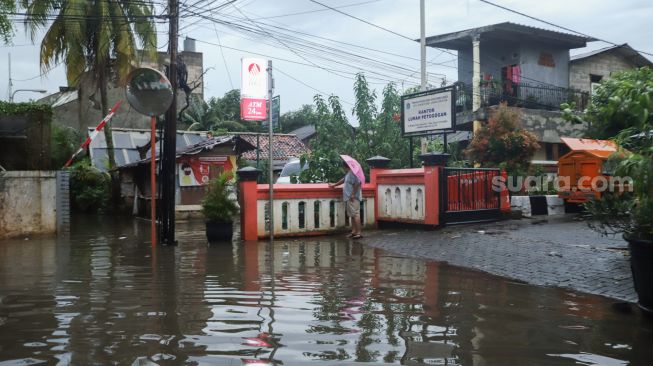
236;133;311;160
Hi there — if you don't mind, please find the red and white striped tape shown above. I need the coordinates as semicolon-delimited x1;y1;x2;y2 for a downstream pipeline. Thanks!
63;100;123;168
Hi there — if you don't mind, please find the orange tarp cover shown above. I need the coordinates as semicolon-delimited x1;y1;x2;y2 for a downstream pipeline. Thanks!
560;137;617;159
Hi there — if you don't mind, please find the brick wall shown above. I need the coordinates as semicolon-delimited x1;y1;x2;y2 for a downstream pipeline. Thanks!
570;52;636;93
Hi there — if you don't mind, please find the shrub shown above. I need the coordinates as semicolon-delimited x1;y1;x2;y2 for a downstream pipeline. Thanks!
465;103;540;176
69;159;110;212
201;171;238;222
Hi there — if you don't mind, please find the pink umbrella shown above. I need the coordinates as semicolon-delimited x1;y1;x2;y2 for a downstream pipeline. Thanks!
340;155;365;184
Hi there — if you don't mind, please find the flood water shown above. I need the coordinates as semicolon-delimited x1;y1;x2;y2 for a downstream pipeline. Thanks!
0;216;652;366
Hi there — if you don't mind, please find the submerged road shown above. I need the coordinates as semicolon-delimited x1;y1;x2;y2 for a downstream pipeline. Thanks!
362;215;637;303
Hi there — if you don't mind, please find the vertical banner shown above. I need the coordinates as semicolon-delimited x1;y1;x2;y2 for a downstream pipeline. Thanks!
241;57;268;121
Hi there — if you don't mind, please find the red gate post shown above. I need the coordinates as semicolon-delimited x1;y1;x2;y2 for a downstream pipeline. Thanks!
237;167;261;241
366;156;391;228
500;170;511;212
420;153;450;227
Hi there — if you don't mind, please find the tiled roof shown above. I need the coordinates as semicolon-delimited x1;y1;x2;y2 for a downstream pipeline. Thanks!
237;133;311;161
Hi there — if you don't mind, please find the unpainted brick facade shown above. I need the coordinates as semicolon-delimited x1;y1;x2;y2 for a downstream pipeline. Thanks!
569;51;638;93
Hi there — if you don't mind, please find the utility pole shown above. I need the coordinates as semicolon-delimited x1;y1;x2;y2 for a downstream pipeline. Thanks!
161;0;179;245
8;53;12;102
420;0;426;91
419;0;428;154
267;60;274;241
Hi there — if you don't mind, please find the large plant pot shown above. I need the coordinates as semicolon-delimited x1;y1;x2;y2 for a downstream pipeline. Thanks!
625;235;653;315
206;220;233;243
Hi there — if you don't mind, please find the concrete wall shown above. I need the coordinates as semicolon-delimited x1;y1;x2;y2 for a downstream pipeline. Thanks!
511;195;565;217
520;43;570;87
457;40;569;87
518;107;588;143
45;50;203;133
0;171;57;239
570;52;636;93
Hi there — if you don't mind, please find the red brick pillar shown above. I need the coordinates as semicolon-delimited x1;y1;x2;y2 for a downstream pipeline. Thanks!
366;156;391;228
237;167;261;241
420;153;450;227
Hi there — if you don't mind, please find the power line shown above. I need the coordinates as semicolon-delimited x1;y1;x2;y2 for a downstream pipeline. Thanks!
186;10;441;84
308;0;413;41
479;0;653;58
253;0;384;20
275;66;354;105
212;24;235;90
309;0;591;89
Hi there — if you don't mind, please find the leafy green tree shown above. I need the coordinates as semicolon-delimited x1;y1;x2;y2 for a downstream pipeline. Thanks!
299;94;355;183
22;0;157;207
0;0;15;43
280;104;319;133
563;67;653;139
299;73;412;183
208;89;242;123
465;103;540;176
568;67;653;239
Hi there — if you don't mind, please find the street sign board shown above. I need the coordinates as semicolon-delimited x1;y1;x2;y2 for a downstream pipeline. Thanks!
263;95;280;130
401;86;456;137
240;57;268;121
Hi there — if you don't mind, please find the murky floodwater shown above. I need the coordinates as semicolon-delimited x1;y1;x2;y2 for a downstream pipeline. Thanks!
0;216;652;366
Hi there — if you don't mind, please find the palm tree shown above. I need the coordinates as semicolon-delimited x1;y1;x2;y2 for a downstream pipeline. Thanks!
22;0;157;205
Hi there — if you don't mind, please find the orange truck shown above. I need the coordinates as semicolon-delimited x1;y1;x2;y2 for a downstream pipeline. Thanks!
557;137;618;203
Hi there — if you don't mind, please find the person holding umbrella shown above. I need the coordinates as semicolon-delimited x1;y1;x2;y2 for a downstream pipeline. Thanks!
329;155;365;239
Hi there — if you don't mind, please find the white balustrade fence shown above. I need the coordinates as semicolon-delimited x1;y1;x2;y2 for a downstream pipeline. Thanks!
377;184;425;222
256;197;376;236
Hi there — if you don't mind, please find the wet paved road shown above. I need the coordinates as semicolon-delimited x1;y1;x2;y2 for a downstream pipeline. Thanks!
0;215;651;365
363;215;637;302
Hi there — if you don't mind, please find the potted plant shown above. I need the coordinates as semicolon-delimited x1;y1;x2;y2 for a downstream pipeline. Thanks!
584;133;653;314
201;171;238;242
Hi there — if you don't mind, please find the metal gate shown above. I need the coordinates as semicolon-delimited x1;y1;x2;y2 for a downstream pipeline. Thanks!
440;167;501;224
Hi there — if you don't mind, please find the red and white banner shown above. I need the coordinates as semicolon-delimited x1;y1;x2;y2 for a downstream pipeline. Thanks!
178;156;232;187
63;100;123;168
240;57;267;121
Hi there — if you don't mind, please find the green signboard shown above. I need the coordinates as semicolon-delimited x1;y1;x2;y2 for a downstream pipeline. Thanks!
263;95;280;130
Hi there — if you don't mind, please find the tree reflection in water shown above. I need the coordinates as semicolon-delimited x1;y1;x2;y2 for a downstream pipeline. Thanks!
0;217;651;365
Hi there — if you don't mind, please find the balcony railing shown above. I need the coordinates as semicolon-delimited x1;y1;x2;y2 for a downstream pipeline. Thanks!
454;81;589;113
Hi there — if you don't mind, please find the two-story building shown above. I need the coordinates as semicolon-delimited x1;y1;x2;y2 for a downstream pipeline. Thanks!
424;22;651;169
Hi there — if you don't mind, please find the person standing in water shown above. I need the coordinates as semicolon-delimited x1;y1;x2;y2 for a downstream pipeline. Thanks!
329;161;363;239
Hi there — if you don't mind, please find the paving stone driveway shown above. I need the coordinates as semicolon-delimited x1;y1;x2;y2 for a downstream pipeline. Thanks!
362;215;637;302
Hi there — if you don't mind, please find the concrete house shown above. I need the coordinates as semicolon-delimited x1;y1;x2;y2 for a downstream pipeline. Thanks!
569;44;653;95
425;23;652;169
425;22;596;169
39;37;203;133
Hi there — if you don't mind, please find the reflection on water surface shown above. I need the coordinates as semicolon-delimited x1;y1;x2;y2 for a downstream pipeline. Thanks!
0;216;651;365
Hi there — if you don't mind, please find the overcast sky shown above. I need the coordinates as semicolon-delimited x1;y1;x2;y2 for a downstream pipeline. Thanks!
1;0;652;122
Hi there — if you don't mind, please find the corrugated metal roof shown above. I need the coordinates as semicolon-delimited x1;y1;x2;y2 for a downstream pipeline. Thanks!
290;125;316;141
118;135;256;169
424;22;594;51
570;43;653;67
50;91;79;108
89;127;208;171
